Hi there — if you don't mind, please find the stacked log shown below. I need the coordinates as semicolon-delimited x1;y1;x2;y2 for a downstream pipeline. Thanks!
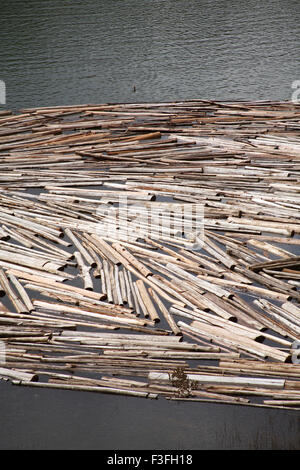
0;99;299;408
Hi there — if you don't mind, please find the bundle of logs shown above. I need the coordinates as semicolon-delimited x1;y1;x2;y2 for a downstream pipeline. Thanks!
0;99;299;409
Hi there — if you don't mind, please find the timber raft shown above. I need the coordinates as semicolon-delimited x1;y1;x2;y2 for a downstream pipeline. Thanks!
0;99;299;409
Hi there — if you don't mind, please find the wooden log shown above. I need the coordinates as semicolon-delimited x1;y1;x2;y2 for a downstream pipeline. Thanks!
65;228;96;266
165;262;231;299
123;269;133;308
112;243;153;277
6;269;105;300
12;380;158;398
102;260;113;303
84;234;121;265
0;99;299;408
178;321;290;362
135;280;160;323
8;273;34;312
109;263;118;304
114;265;123;305
149;289;181;335
148;371;285;389
0;269;28;313
249;256;300;272
74;251;94;290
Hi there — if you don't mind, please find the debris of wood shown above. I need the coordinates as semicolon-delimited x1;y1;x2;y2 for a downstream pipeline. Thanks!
0;99;299;408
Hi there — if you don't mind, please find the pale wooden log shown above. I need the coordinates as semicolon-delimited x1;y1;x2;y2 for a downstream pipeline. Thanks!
135;280;160;323
193;319;291;361
87;234;121;265
247;238;295;258
166;398;285;408
133;281;149;318
14;227;73;259
12;380;158;398
165;262;231;299
100;267;107;294
229;281;291;302
0;269;28;313
2;310;118;331
118;269;127;304
234;266;296;296
170;306;205;322
104;350;239;360
178;321;245;356
263;400;300;406
112;243;153;277
1;225;32;247
0;240;69;268
103;255;185;307
65;228;95;266
0;312;78;329
127;271;140;314
171;305;266;342
61;331;180;342
149;289;181;336
1;335;51;343
165;279;208;311
92;264;102;279
33;300;153;327
178;320;290;362
254;299;300;338
22;282;106;308
147;274;191;308
74;251;93;291
226;217;293;236
232;293;285;331
0;250;65;275
249;256;300;272
267;270;300;280
259;298;300;327
281;301;300;319
219;360;300;377
149;371;285;389
114;265;123;305
203;235;236;269
102;260;113;303
0;211;67;244
122;269;133;308
192;293;234;321
145;237;201;269
6;269;105;300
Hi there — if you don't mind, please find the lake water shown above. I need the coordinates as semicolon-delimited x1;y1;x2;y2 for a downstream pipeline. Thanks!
0;0;300;450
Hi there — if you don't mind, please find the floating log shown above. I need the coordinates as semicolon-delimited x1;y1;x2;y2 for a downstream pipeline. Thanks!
0;366;37;382
0;99;299;409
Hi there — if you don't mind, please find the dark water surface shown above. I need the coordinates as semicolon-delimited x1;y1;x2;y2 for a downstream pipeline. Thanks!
0;0;300;450
1;0;300;110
